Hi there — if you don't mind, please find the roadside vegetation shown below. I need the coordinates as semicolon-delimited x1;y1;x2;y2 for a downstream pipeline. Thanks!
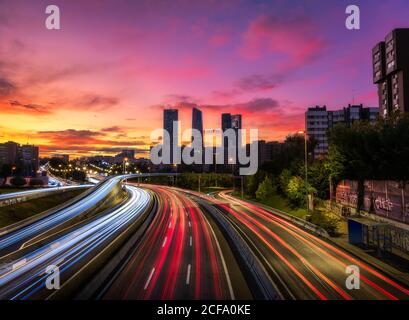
0;189;86;228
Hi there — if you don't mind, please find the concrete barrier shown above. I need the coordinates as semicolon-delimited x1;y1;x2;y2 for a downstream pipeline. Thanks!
194;197;282;300
48;192;157;300
0;185;91;208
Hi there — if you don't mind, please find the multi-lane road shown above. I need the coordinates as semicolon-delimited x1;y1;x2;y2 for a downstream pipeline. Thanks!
0;178;408;300
214;191;409;300
103;184;250;300
0;185;150;300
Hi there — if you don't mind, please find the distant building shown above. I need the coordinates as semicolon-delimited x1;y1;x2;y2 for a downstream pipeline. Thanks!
247;140;282;166
221;113;242;167
19;145;39;176
0;141;18;165
306;106;331;158
86;155;115;164
114;149;136;163
52;154;69;164
0;141;39;177
373;28;409;117
306;104;379;158
163;109;178;164
192;107;203;140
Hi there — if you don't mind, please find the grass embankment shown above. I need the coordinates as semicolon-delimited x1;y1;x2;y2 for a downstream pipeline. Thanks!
233;191;341;236
199;186;226;195
233;191;307;219
0;189;86;228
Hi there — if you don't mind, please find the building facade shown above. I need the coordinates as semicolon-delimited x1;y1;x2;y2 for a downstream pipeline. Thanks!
163;109;179;164
306;104;379;158
373;28;409;118
221;113;242;167
0;141;39;177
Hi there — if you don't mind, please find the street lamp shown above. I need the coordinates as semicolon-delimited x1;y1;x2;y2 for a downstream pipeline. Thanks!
123;157;128;175
298;130;309;215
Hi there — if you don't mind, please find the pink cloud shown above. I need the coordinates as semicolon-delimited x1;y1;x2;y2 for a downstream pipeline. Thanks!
208;27;231;47
239;14;326;71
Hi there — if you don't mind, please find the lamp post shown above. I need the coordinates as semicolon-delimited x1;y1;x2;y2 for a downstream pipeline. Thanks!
123;157;128;175
298;130;309;215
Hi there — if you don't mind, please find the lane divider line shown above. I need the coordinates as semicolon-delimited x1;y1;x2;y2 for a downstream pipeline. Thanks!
144;267;156;290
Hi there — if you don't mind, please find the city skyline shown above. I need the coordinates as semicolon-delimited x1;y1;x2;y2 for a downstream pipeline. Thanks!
1;1;409;158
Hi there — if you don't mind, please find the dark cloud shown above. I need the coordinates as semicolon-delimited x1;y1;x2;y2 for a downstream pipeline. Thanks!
234;74;283;91
163;94;199;104
203;97;280;113
93;147;149;154
38;129;103;139
0;77;16;97
80;94;119;108
8;99;50;113
100;126;125;132
36;129;148;148
153;96;280;115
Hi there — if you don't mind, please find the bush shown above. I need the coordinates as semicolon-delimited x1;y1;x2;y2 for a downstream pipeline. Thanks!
10;176;26;187
256;176;274;200
310;210;340;236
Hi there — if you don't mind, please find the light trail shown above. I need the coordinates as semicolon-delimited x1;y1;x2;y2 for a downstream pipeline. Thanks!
0;185;151;300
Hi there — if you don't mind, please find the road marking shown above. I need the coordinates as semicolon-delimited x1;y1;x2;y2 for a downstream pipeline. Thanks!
144;267;155;290
189;236;192;246
185;211;188;217
186;264;191;285
168;222;172;228
162;236;167;248
12;259;27;270
188;221;191;228
203;214;235;300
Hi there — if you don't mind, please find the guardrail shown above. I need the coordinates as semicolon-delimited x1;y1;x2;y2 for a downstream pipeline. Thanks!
49;191;157;300
0;185;92;208
239;197;330;238
194;197;282;300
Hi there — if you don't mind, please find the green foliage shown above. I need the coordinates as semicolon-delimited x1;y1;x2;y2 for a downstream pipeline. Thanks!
10;176;26;187
310;210;340;236
71;170;86;182
278;169;292;194
246;170;265;197
326;114;409;183
256;176;274;200
308;160;330;199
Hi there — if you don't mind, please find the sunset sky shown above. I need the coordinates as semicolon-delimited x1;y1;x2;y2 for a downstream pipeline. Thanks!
1;0;408;158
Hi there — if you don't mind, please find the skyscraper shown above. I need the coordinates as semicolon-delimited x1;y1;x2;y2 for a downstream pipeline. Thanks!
221;113;242;168
192;107;203;141
221;113;232;131
373;28;409;118
19;144;39;177
163;109;178;164
231;114;242;130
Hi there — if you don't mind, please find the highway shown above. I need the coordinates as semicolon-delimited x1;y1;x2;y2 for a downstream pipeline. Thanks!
0;185;91;202
103;185;250;300
214;191;409;300
0;176;125;257
0;185;151;300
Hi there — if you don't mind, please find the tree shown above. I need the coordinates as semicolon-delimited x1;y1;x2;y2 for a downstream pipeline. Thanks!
10;176;26;187
246;170;265;197
256;176;274;201
278;169;292;195
71;170;86;182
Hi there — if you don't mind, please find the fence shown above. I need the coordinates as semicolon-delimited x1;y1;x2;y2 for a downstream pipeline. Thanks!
336;180;409;224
